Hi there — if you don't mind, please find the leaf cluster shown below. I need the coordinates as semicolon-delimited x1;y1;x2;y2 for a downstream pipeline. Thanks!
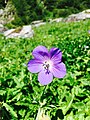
0;19;90;119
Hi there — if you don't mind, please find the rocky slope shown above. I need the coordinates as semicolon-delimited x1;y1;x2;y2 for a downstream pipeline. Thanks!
0;1;90;39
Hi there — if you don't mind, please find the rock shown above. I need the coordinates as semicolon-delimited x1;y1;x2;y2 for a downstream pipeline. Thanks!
83;9;90;13
19;25;34;38
49;9;90;23
31;20;43;24
0;9;4;16
33;22;46;27
6;33;20;38
64;14;77;22
3;25;34;38
64;9;90;22
4;29;15;36
31;20;46;27
50;18;63;23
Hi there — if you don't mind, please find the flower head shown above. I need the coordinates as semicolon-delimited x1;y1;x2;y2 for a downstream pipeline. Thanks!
28;46;66;85
88;30;90;34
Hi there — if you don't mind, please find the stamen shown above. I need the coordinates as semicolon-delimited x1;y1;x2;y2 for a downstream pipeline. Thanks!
43;60;53;73
43;61;50;70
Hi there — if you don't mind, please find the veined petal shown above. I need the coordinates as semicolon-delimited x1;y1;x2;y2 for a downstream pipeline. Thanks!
38;71;53;85
32;46;49;60
50;48;62;63
28;59;43;73
51;62;66;78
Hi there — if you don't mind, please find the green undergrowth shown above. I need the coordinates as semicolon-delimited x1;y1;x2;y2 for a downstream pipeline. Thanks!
0;20;90;120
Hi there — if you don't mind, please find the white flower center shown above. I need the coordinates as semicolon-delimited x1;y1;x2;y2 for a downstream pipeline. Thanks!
43;60;53;73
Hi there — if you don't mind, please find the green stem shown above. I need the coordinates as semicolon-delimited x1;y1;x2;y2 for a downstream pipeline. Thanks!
41;86;47;98
40;85;48;107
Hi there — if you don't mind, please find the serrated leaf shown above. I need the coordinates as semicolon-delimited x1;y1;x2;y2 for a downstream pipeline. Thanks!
24;112;31;120
3;103;17;118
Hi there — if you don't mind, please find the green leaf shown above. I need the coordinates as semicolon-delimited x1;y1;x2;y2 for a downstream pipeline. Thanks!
3;103;17;118
86;116;90;120
0;90;6;95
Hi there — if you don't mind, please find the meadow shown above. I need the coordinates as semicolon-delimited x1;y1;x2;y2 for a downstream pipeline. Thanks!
0;19;90;120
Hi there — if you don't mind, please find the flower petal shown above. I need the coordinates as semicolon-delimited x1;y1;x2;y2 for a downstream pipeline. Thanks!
32;46;49;60
38;71;53;85
50;48;62;63
51;62;66;78
28;59;43;73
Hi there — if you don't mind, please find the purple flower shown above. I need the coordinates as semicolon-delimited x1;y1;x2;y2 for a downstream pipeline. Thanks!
88;30;90;34
28;46;66;85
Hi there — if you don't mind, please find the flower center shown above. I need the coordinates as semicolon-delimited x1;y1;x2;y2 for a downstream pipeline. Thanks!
43;60;53;73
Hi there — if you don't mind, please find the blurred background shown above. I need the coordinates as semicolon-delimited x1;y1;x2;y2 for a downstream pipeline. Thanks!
0;0;90;26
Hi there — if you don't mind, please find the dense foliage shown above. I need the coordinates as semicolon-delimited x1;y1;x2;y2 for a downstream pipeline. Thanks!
0;0;90;25
0;19;90;119
12;0;90;25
